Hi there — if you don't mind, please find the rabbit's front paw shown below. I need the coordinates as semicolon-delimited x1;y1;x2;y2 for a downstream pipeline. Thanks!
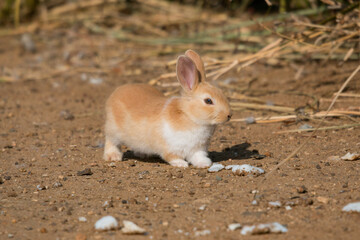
188;151;212;168
169;159;189;168
104;151;123;161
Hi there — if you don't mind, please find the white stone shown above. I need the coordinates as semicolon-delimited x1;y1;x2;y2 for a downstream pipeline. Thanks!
285;206;292;211
268;201;282;207
198;205;206;211
94;216;118;231
78;217;87;222
228;223;242;231
241;222;287;235
225;164;265;175
208;163;224;172
341;152;360;161
122;220;146;234
342;202;360;212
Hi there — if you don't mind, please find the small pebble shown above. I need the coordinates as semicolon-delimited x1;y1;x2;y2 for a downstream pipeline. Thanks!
37;184;46;191
226;164;265;176
241;222;287;235
268;201;282;208
296;185;307;194
52;182;63;188
341;152;360;161
122;220;146;235
198;205;206;211
208;163;224;173
60;110;75;120
79;217;87;222
128;160;136;167
342;202;360;212
95;216;118;231
299;124;313;130
77;168;93;176
245;116;256;124
228;223;242;231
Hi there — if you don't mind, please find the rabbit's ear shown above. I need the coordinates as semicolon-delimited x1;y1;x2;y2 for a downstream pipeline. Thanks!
185;49;206;82
176;55;199;92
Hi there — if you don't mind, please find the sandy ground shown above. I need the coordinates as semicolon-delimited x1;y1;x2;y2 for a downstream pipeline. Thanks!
0;30;360;240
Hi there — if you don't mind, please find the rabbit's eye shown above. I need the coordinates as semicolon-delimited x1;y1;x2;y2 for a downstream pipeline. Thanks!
204;98;213;105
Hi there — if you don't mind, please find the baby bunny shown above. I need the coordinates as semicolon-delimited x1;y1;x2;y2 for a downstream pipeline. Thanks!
104;50;231;168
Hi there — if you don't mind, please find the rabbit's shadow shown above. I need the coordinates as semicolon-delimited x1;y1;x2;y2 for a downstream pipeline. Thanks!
122;142;254;164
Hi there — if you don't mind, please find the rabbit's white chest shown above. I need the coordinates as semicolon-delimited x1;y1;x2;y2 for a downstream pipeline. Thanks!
162;121;214;158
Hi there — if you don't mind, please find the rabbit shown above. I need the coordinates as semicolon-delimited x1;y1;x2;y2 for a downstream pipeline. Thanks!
103;49;232;168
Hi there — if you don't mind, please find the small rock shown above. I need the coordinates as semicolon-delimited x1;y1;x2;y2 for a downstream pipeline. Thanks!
0;177;4;184
37;184;46;191
296;185;307;194
60;110;75;120
245;116;256;124
268;201;282;208
52;182;63;188
215;176;222;181
241;222;287;235
8;233;14;238
79;217;87;222
285;206;292;210
121;220;146;235
253;154;266;160
39;227;47;233
194;229;211;237
102;200;113;208
108;162;116;168
128;160;136;167
228;223;242;231
95;216;118;231
226;164;265;176
342;202;360;212
208;163;224;173
299;124;313;130
4;176;11;180
317;196;330;204
77;168;93;176
341;152;360;161
198;205;206;211
251;200;258;205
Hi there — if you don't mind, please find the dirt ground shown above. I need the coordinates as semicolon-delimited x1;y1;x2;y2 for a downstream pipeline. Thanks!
0;28;360;240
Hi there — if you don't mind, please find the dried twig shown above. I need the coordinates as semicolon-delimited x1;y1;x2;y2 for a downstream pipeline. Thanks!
275;123;360;134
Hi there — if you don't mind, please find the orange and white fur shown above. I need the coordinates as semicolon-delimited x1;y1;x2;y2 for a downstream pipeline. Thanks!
104;50;231;168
